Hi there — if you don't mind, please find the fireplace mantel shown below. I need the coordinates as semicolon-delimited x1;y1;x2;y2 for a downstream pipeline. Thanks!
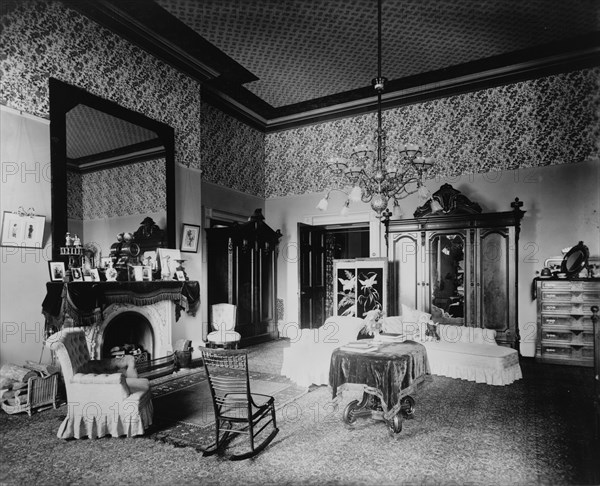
42;280;199;331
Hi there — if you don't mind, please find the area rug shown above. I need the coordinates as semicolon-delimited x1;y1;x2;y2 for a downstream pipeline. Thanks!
149;367;308;451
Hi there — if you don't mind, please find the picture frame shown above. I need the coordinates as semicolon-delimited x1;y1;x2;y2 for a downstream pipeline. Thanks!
131;266;145;282
71;267;83;282
157;248;181;277
48;261;66;282
1;211;46;248
175;270;186;281
99;257;112;269
142;250;158;270
180;223;200;253
83;268;100;282
332;257;388;318
142;266;153;282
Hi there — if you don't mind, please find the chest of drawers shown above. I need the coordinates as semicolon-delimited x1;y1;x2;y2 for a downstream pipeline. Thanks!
535;279;600;366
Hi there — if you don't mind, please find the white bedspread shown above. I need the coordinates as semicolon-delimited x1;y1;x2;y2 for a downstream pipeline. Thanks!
280;317;366;388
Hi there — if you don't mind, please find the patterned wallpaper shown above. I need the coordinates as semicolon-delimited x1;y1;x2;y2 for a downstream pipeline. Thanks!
1;1;598;202
0;0;202;169
67;158;166;220
265;68;600;198
201;101;265;197
66;170;83;221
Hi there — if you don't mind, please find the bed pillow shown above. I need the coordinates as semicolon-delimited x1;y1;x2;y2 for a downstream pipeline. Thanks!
401;304;431;323
380;316;404;334
430;304;464;326
321;316;366;344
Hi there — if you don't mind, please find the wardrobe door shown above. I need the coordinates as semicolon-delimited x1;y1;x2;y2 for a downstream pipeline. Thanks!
428;231;467;324
388;231;426;315
476;227;516;346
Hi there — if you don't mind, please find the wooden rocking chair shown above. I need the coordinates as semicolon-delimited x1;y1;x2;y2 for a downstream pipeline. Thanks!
201;348;279;460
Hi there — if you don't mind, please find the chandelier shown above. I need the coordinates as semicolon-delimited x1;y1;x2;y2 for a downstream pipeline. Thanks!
317;0;434;219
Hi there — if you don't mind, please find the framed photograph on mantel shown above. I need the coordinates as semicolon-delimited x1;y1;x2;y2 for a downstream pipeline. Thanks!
180;223;200;253
48;261;66;282
333;257;388;318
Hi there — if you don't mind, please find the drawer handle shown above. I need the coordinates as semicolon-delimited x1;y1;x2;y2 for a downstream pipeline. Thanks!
546;306;557;310
546;348;556;353
546;319;556;324
546;333;557;338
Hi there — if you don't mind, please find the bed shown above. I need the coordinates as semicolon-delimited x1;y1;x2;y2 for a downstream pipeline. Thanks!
281;308;522;388
280;316;365;388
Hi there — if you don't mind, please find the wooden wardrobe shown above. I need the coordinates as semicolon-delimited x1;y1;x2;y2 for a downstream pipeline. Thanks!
385;184;525;349
205;209;282;346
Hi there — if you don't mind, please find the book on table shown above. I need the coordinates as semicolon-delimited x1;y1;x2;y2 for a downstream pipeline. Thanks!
378;333;405;342
341;341;379;353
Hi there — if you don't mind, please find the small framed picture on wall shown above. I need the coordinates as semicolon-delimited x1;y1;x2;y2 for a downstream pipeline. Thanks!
180;223;200;253
1;211;45;248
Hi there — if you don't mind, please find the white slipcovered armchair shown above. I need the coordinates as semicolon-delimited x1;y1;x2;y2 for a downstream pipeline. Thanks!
47;327;153;439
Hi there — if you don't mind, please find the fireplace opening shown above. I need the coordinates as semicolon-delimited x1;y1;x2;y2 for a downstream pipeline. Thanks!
102;311;154;361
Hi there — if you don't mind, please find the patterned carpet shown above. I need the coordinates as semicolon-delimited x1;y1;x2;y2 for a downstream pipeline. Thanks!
0;340;598;485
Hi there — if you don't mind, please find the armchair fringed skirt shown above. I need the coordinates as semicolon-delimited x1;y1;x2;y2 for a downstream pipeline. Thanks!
56;376;154;439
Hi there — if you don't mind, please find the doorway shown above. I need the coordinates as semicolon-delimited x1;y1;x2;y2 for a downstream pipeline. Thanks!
298;223;369;328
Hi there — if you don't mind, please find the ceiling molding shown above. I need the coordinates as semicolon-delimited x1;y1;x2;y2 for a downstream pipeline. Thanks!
67;139;165;174
265;41;600;132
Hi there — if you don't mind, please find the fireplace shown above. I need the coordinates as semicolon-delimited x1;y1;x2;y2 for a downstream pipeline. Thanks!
101;311;154;359
42;280;201;378
88;300;176;361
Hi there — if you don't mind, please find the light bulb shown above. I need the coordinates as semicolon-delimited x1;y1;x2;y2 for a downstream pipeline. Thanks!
316;195;329;211
392;203;403;219
340;201;350;216
417;185;431;202
349;185;362;202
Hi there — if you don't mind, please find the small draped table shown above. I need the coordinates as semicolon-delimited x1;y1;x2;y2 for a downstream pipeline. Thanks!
329;340;431;434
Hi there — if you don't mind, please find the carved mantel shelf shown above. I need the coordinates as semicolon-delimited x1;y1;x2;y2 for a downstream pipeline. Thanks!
42;281;200;331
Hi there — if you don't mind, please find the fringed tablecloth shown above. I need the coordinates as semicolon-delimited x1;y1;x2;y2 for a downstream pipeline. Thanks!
329;341;430;417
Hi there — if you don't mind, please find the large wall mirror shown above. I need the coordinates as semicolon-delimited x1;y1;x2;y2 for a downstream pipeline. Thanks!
49;78;175;260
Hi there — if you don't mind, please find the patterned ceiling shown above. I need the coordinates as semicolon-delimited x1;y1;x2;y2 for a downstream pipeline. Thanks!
155;0;599;108
68;0;600;129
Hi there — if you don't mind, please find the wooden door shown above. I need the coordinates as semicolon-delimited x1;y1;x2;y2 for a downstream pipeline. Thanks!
298;223;326;329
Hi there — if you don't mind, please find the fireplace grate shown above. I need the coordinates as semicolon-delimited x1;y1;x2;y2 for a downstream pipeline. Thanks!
136;352;176;379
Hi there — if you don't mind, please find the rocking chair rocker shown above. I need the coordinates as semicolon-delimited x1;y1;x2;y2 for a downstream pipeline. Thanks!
201;348;279;460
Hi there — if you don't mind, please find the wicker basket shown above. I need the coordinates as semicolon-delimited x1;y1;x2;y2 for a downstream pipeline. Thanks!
1;373;59;416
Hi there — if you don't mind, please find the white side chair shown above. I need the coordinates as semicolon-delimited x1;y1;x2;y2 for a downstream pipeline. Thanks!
207;303;241;349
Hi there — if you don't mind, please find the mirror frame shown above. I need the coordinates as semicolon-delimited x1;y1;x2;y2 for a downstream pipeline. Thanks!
49;78;176;260
561;241;589;277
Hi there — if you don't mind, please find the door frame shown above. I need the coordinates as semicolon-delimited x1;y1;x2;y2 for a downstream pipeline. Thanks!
297;220;370;329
